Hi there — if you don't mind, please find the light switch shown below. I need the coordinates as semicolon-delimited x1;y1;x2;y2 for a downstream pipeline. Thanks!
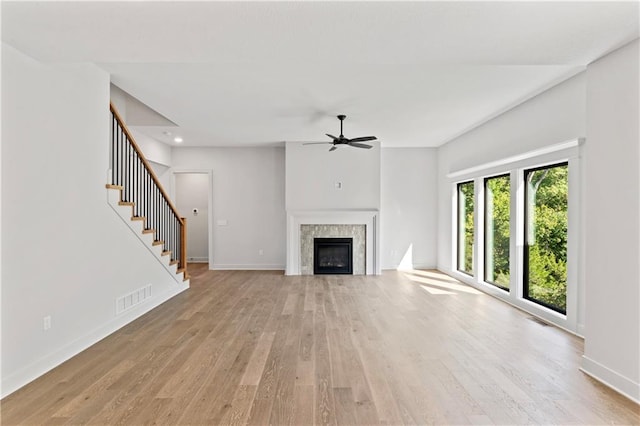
217;219;228;226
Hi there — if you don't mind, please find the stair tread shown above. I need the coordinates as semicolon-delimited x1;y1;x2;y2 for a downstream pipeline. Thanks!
178;269;190;281
108;180;187;284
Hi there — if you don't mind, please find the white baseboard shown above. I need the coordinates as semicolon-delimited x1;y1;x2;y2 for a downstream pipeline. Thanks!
211;264;285;271
1;284;188;399
381;263;437;271
409;263;437;270
581;356;640;404
186;257;208;263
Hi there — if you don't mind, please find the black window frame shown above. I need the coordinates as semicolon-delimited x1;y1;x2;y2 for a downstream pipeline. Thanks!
456;180;475;276
483;173;511;291
523;162;569;315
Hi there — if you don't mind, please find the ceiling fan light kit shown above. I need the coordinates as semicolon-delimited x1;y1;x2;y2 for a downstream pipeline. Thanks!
303;115;377;151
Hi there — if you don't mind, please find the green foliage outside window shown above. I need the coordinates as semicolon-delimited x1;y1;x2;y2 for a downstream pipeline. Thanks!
485;176;510;288
458;182;474;274
525;164;568;312
458;164;567;313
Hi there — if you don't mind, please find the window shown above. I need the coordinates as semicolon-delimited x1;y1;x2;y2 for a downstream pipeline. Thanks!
484;174;510;289
524;163;568;314
449;140;580;330
457;181;475;275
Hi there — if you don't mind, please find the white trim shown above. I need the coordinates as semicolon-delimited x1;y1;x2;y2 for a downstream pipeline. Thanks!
186;257;208;263
446;267;579;337
406;263;437;270
581;356;640;404
286;209;381;276
171;169;214;269
1;284;187;399
448;140;584;334
211;264;285;271
447;138;583;179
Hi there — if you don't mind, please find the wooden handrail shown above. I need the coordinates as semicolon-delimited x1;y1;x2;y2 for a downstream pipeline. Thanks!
110;102;184;227
107;102;188;279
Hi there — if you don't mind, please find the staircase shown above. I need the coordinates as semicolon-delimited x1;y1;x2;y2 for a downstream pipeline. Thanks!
106;102;189;284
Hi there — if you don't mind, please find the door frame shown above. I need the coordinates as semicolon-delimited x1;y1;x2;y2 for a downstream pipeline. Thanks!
171;169;214;268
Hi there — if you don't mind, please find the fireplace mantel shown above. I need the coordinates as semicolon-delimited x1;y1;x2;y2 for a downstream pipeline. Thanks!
286;209;380;275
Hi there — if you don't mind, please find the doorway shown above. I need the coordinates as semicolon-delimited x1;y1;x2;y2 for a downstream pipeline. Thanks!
173;171;213;267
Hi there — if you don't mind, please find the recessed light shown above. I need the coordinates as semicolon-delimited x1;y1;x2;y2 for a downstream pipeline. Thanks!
174;137;183;143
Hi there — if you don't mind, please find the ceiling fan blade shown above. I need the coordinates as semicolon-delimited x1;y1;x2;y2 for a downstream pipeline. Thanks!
348;136;377;143
326;133;338;141
348;142;373;149
302;142;332;145
329;146;338;152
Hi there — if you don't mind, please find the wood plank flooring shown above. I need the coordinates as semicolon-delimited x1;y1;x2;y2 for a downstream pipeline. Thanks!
2;266;639;425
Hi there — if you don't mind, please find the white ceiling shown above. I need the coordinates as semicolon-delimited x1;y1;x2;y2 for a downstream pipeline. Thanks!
2;1;638;148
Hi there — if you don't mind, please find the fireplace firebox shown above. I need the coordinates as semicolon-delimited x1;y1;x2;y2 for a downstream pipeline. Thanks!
313;237;353;275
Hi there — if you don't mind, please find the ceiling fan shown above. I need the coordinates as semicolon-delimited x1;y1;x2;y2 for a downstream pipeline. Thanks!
303;115;377;151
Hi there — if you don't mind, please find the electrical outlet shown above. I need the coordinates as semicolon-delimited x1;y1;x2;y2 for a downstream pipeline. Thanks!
43;316;52;331
258;249;264;256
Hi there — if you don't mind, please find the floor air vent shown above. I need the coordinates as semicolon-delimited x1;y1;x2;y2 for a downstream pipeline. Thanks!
528;316;549;326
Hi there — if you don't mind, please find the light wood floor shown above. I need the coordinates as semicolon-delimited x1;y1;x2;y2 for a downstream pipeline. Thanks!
2;266;639;425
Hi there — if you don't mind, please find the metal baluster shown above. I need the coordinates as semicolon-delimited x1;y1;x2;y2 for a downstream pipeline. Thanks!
110;116;114;185
137;156;141;217
115;118;119;186
134;154;138;216
124;134;129;202
155;186;159;242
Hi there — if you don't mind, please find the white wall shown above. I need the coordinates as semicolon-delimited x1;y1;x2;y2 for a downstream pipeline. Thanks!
175;173;210;262
582;39;639;402
171;147;286;269
130;129;173;192
1;44;186;397
437;72;586;333
129;129;172;167
285;142;381;210
437;71;586;273
110;85;173;189
381;148;438;269
437;39;640;402
110;83;128;118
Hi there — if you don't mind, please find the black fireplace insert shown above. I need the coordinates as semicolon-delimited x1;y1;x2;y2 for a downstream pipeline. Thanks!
313;237;353;275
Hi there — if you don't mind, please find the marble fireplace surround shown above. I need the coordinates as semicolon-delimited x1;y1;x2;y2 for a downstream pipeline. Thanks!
286;210;380;275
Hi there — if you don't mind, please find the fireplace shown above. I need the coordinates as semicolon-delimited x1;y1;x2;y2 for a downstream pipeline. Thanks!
313;237;353;275
285;210;379;275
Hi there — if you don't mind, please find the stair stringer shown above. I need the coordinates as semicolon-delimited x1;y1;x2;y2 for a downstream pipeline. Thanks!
107;187;189;286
